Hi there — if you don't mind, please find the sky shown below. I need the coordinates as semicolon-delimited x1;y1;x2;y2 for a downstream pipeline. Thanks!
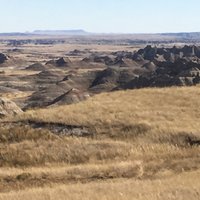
0;0;200;33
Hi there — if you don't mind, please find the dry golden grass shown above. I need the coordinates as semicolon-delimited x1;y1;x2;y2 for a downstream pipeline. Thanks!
0;137;132;168
1;170;200;200
1;86;200;199
19;86;200;140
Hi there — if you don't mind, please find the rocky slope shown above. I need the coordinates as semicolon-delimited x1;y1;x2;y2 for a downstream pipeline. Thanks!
0;98;23;118
1;45;200;109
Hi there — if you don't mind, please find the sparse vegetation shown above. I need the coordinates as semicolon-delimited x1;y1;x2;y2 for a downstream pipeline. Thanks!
20;86;200;139
0;86;200;199
1;170;200;200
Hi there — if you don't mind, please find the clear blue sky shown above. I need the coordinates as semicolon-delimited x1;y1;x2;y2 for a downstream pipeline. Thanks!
1;0;200;33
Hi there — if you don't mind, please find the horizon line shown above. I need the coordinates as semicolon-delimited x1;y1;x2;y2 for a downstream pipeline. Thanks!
0;30;200;35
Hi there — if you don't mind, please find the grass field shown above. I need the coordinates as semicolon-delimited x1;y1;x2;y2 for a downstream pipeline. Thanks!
0;86;200;199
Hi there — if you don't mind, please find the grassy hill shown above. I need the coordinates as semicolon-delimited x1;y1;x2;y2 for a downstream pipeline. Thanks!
1;86;200;199
22;86;200;138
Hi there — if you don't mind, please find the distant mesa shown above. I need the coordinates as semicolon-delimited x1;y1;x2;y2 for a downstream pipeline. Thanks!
1;31;200;42
33;29;88;35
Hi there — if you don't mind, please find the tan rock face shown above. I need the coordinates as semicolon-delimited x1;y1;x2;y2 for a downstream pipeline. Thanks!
0;98;23;118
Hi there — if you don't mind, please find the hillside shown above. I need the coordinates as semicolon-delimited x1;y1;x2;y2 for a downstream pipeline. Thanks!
22;86;200;136
1;86;200;199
